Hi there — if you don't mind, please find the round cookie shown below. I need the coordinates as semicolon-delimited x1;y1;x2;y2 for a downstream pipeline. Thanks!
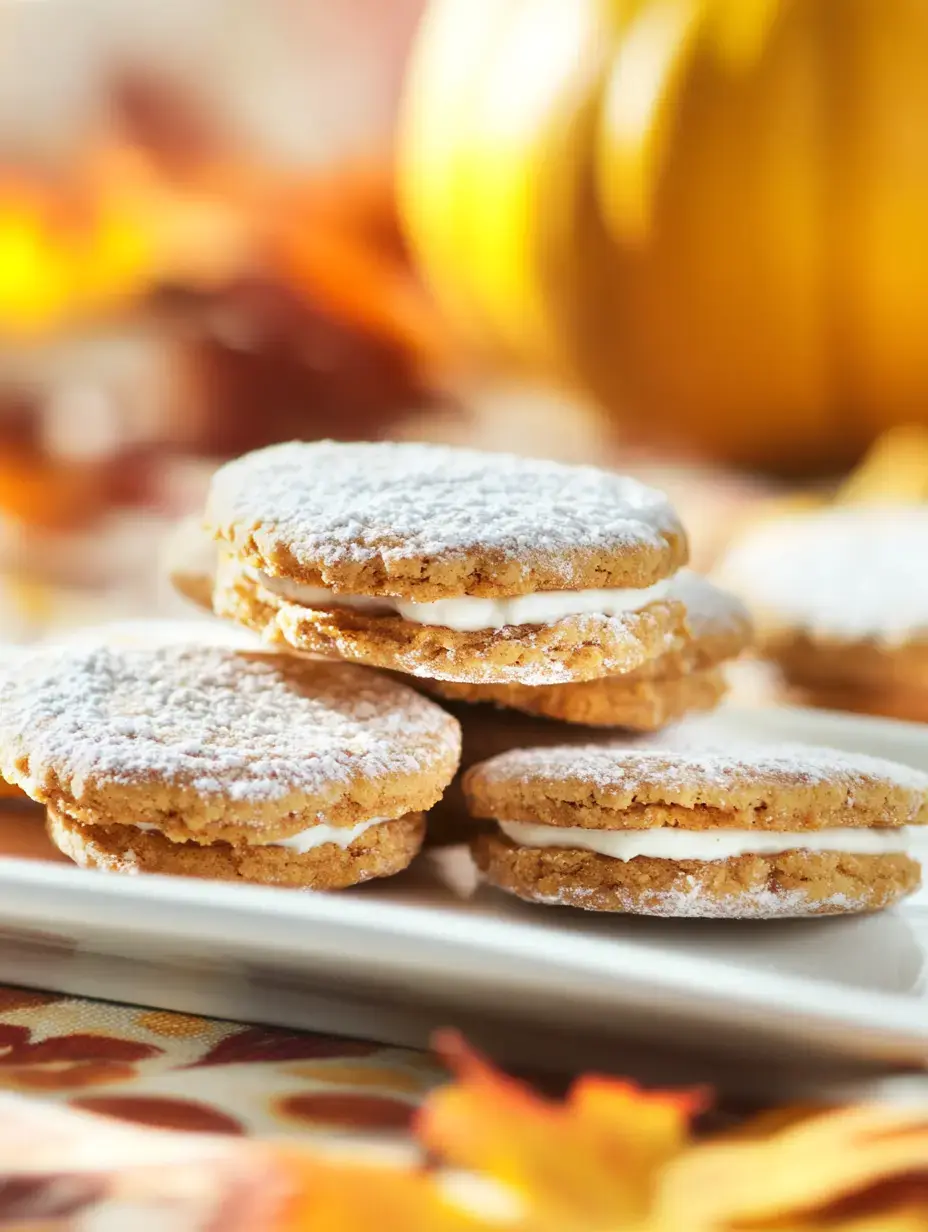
207;440;688;598
162;516;218;613
715;505;928;717
426;572;751;726
0;644;460;887
207;440;689;685
47;807;426;889
464;744;928;918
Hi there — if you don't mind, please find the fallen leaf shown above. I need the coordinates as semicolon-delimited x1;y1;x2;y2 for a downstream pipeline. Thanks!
665;1103;928;1230
267;1148;489;1232
416;1031;704;1232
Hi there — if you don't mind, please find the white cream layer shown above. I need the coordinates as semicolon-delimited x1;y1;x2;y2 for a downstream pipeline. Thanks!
133;816;386;852
251;569;673;632
498;821;914;861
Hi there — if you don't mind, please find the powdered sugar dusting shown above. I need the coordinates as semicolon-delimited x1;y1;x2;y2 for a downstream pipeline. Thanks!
716;505;928;643
0;643;26;693
531;880;868;919
0;644;459;806
623;877;867;919
207;440;683;588
474;742;928;802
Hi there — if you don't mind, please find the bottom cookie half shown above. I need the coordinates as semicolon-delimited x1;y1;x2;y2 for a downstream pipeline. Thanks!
472;832;921;919
48;809;426;889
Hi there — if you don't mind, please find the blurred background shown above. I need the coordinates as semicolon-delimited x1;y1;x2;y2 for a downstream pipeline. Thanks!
1;0;927;640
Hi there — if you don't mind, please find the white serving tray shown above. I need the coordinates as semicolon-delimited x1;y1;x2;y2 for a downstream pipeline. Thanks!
1;704;928;1101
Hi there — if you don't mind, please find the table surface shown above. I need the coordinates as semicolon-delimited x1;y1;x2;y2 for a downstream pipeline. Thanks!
0;800;449;1142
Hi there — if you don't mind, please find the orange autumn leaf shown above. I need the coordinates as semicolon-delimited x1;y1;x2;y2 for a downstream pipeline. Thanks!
289;1037;928;1232
416;1031;705;1232
266;1148;490;1232
665;1102;928;1230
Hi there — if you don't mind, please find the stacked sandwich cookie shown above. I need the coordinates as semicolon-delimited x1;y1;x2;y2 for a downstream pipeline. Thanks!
206;440;691;686
203;440;751;842
463;744;928;918
0;644;460;888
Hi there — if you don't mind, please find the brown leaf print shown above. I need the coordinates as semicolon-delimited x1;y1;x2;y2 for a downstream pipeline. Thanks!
188;1026;377;1069
0;1060;144;1092
276;1092;415;1133
0;1025;162;1091
73;1095;245;1135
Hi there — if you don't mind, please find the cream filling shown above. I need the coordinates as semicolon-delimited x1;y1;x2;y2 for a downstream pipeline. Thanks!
498;820;914;861
133;816;386;852
250;569;674;632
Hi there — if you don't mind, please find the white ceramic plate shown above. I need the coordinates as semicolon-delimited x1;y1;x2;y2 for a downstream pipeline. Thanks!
1;704;927;1100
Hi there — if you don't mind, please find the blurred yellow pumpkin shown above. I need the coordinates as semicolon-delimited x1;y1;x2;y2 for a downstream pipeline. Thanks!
398;0;928;473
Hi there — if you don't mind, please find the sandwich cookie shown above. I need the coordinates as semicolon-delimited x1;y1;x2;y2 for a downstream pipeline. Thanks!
464;744;928;918
428;572;752;728
207;440;689;685
716;505;928;720
162;515;218;613
0;645;460;888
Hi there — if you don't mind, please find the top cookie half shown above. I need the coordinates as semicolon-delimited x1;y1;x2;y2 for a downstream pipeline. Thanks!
206;441;687;600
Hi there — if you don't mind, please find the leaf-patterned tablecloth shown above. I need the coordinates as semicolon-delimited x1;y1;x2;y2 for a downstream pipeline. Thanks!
0;985;444;1141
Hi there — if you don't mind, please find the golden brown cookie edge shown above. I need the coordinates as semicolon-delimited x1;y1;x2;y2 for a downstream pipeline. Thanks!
213;560;689;686
48;808;426;888
462;759;928;832
473;832;920;917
